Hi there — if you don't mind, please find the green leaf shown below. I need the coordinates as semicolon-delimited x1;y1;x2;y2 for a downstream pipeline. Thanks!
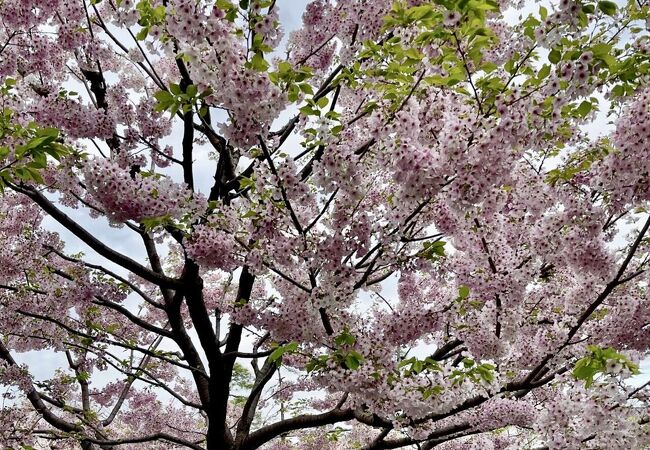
154;90;175;112
269;342;298;363
548;49;561;64
238;176;255;190
21;135;56;153
306;355;329;373
186;84;198;98
591;43;612;58
140;214;173;231
268;71;279;84
344;355;360;370
277;61;293;75
250;53;269;72
316;96;329;108
241;210;258;219
591;43;616;69
573;357;600;387
539;6;548;20
38;127;60;138
298;83;314;95
422;385;444;399
582;4;596;14
152;5;166;22
597;1;617;16
576;100;592;117
344;352;363;370
25;167;44;184
404;48;423;61
153;90;173;102
287;84;300;102
481;61;498;73
406;5;435;22
299;105;319;116
136;27;149;41
538;64;551;80
419;240;446;260
335;330;356;346
29;151;47;169
610;84;625;97
216;0;235;9
458;285;470;299
573;346;639;387
169;83;182;95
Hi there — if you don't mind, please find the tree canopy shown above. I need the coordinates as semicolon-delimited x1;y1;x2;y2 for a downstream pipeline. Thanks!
0;0;649;449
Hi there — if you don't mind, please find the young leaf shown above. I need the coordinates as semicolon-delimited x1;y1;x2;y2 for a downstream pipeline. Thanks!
597;1;617;16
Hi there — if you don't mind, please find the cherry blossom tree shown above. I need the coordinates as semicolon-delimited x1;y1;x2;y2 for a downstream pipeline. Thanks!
0;0;649;448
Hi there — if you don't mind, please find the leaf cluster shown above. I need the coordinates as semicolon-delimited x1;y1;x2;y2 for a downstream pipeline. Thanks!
573;345;640;387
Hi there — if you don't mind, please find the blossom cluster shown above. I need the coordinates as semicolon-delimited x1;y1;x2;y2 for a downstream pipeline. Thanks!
83;159;205;223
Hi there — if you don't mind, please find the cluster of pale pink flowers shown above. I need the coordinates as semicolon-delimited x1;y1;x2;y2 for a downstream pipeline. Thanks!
185;223;239;272
287;1;338;70
535;381;645;449
592;89;650;212
156;0;286;148
31;95;117;140
0;363;32;394
251;2;283;48
83;159;205;223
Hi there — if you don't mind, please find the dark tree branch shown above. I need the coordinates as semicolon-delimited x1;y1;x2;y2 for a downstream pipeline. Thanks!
235;358;277;446
242;408;354;450
178;73;195;190
431;339;464;360
305;187;339;233
258;135;304;235
83;433;205;450
524;215;650;384
206;267;255;449
473;218;502;338
14;309;198;373
10;184;182;289
44;245;163;309
92;296;173;338
0;340;81;433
